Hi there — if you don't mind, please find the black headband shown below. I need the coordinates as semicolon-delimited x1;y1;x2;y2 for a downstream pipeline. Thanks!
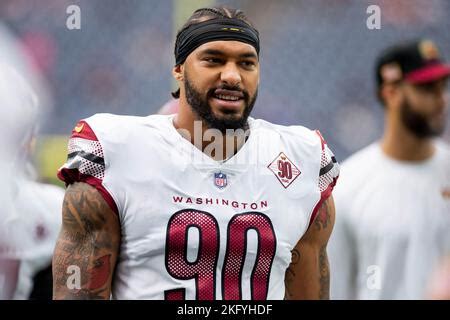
175;18;260;65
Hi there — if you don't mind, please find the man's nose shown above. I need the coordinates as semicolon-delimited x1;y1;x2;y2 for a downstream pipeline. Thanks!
220;62;241;87
437;82;449;108
432;80;448;109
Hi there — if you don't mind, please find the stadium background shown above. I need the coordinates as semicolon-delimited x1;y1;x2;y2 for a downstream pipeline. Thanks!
1;0;449;186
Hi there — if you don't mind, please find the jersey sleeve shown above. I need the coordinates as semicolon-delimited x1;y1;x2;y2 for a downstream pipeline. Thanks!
308;130;340;227
57;120;118;215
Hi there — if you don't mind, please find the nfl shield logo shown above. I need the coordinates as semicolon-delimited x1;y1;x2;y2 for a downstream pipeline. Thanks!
214;172;227;189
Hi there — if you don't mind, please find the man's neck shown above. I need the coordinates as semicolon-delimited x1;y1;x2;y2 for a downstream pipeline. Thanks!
172;107;248;162
381;116;435;162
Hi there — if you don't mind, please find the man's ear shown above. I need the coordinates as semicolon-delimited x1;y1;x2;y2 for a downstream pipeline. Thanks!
380;82;402;109
172;64;184;82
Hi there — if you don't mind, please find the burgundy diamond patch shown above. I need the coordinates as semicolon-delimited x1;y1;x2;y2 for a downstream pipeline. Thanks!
268;152;301;188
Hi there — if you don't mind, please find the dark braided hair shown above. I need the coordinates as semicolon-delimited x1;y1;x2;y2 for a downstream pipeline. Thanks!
171;6;255;99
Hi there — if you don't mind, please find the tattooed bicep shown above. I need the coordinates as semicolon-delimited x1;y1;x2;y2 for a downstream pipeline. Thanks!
62;182;114;234
297;196;336;252
53;182;120;299
314;197;335;232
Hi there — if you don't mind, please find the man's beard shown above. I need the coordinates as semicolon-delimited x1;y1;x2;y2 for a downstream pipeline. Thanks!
184;72;257;134
400;97;445;139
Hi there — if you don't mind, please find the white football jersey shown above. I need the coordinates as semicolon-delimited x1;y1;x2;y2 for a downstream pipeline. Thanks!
329;142;450;300
58;113;339;300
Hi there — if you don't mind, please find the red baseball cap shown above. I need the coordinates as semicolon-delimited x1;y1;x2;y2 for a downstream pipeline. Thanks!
376;39;450;85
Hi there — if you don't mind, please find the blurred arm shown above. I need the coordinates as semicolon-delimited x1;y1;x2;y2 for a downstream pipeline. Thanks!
285;196;335;299
0;259;20;299
327;197;358;299
52;182;120;299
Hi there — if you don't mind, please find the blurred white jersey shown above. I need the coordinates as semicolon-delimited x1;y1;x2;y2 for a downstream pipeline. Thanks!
58;113;339;300
0;172;63;299
9;179;63;299
329;142;450;300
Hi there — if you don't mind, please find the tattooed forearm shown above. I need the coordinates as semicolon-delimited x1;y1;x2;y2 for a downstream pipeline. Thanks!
53;254;111;299
318;245;330;299
315;201;332;299
285;249;300;299
52;182;120;300
286;196;335;299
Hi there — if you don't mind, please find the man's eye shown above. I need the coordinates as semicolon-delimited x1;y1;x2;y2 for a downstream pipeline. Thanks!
241;61;256;68
204;58;221;64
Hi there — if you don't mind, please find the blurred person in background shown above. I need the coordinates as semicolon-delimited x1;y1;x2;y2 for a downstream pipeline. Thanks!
53;6;339;300
329;39;450;299
0;22;53;121
0;62;63;300
0;24;64;299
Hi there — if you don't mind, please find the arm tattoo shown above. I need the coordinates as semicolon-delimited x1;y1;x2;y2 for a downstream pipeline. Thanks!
315;200;331;230
284;198;334;299
53;182;120;300
284;249;300;299
316;200;331;299
318;245;330;300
